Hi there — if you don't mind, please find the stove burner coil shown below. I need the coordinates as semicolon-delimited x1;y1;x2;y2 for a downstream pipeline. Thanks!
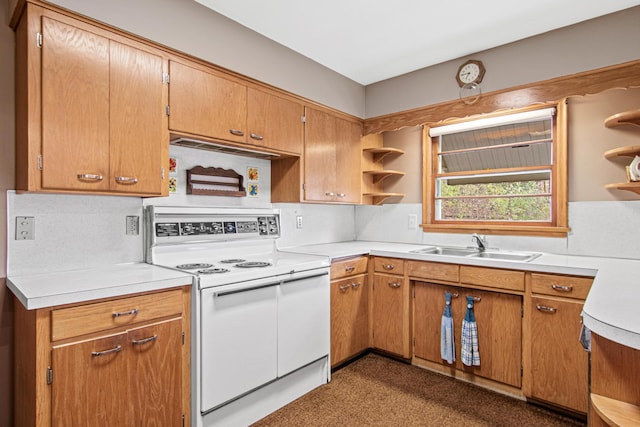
219;259;246;264
177;263;213;270
198;268;230;274
234;261;272;268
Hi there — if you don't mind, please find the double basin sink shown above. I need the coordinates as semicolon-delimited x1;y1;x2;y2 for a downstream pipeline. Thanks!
409;246;541;262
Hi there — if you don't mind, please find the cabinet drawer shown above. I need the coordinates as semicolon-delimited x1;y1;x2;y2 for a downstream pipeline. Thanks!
460;266;524;292
51;289;183;341
374;257;404;275
407;261;459;283
331;256;368;280
531;273;593;300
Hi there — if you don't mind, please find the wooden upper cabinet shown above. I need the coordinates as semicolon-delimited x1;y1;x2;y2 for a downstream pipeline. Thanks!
17;6;168;196
247;88;303;155
110;41;166;195
304;107;362;203
41;16;110;192
168;60;247;144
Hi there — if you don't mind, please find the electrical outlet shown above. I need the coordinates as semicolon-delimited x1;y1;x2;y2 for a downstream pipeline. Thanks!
296;215;303;229
408;214;418;230
16;216;35;240
126;215;140;235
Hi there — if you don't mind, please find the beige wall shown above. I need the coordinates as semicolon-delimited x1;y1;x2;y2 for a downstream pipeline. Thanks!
365;6;640;119
1;0;14;424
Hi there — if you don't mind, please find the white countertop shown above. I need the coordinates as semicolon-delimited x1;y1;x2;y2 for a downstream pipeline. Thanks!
8;262;193;310
282;240;640;350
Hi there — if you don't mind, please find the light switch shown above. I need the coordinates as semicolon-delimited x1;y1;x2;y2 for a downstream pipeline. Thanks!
408;214;418;230
16;216;35;240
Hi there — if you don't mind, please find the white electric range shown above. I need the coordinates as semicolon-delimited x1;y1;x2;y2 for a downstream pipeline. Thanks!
145;206;331;427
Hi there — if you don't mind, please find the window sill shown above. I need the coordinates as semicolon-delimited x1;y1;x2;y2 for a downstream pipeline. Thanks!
420;223;570;238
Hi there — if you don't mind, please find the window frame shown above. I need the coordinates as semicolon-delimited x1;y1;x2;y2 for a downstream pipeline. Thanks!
422;102;569;237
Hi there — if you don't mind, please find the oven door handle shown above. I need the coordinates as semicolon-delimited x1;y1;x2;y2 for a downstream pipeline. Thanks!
282;271;329;285
214;282;280;298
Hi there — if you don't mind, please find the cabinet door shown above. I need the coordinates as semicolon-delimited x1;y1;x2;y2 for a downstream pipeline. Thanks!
414;282;459;364
462;288;522;387
304;107;337;201
331;274;369;366
128;318;183;426
110;41;166;195
41;16;110;191
247;88;303;154
530;296;588;412
334;116;362;203
52;333;129;426
168;60;247;143
371;273;410;357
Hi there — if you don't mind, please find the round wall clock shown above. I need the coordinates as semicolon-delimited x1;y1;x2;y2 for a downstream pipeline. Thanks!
456;60;486;87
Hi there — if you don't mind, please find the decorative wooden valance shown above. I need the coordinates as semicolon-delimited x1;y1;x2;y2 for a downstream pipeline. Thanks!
186;166;246;196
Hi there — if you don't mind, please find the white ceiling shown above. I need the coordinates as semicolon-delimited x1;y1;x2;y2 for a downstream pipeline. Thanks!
195;0;640;85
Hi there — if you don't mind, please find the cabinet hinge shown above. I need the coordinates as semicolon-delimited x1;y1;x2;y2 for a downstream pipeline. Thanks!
161;167;165;180
36;32;42;48
182;331;185;345
182;414;185;427
37;154;43;171
162;72;170;84
521;306;524;318
301;115;306;124
165;105;170;116
46;366;53;385
521;366;523;377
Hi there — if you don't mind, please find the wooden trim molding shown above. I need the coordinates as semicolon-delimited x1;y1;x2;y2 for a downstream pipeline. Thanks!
364;60;640;135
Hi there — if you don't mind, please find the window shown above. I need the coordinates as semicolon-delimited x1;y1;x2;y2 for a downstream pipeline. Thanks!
423;103;569;237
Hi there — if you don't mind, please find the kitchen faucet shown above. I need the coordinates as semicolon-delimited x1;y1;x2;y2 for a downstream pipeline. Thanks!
472;233;486;252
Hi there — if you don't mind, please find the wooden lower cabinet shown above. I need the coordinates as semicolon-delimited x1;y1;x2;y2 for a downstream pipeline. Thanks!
330;274;369;366
371;272;411;358
414;281;522;387
14;287;190;427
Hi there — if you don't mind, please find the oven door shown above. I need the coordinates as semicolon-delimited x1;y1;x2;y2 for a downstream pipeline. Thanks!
200;278;278;412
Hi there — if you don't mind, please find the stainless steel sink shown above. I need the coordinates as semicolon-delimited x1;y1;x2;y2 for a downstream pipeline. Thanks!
410;246;540;262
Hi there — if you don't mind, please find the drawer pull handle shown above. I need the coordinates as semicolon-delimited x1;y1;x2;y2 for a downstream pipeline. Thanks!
383;264;395;270
229;129;245;136
344;266;355;272
112;308;138;318
337;193;346;198
551;284;573;292
77;173;103;181
449;292;460;298
339;284;350;292
115;176;139;185
92;345;122;357
325;192;335;197
388;282;401;289
351;282;361;289
468;295;482;302
536;304;557;313
250;133;264;141
132;335;158;346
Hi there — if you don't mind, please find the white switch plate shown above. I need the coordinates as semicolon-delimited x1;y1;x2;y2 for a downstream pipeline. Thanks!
296;215;303;229
408;214;418;230
16;216;35;240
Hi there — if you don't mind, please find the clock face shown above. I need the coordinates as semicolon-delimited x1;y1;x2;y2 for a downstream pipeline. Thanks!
459;63;480;84
456;60;485;87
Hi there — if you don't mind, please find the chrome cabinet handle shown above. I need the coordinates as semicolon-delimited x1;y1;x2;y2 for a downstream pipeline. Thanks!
536;304;557;313
551;284;573;292
468;296;482;302
92;345;122;357
115;176;138;184
337;193;346;198
250;133;264;141
383;264;395;270
132;335;158;346
388;281;401;289
229;129;245;136
325;192;335;197
344;266;355;272
449;292;460;298
339;284;350;292
112;308;138;318
351;282;361;289
77;173;103;181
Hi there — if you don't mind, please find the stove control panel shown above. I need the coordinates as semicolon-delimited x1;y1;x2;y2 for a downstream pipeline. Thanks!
155;215;279;238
